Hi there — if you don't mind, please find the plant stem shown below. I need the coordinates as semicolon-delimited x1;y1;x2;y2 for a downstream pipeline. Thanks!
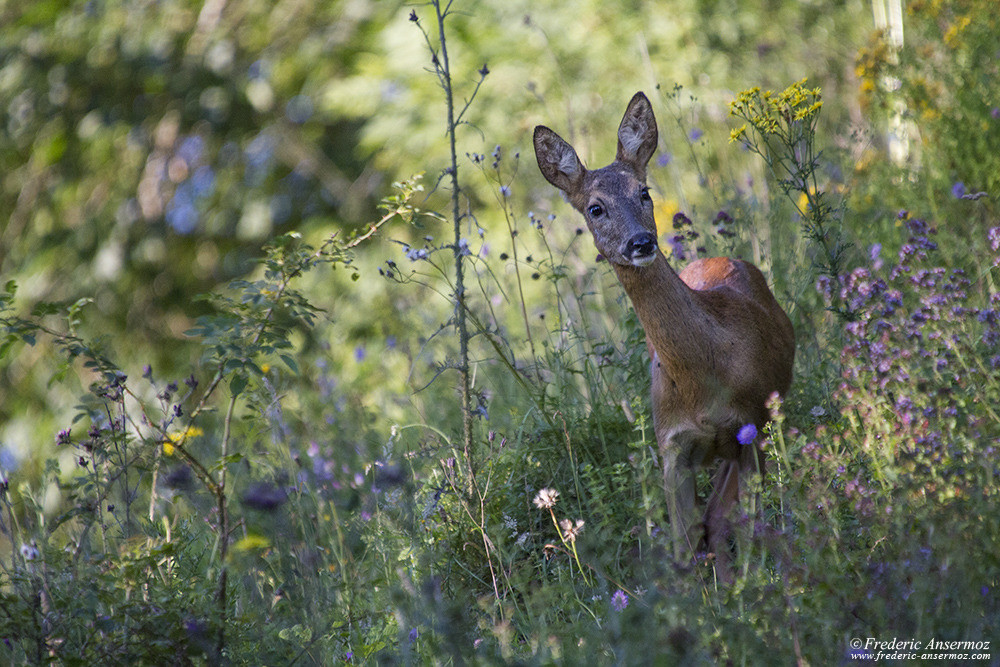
433;0;474;486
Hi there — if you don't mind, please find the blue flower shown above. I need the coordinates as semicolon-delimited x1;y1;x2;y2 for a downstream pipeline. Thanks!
951;181;966;198
611;589;629;611
736;423;758;445
688;128;704;142
656;153;673;167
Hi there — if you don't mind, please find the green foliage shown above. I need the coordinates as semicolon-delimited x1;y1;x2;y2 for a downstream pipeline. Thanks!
2;0;1000;664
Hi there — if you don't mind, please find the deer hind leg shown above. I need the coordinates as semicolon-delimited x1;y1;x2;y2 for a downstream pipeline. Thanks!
705;436;766;582
705;459;740;582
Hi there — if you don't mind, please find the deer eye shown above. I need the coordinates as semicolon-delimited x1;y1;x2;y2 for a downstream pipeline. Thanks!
587;204;604;218
640;188;652;203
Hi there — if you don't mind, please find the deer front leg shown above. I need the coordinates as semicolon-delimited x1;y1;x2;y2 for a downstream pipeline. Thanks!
659;431;703;564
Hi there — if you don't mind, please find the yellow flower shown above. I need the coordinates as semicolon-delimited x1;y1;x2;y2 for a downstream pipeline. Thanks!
162;426;204;455
653;196;679;236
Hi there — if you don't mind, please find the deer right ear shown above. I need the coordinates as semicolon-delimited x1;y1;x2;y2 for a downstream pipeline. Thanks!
533;126;584;196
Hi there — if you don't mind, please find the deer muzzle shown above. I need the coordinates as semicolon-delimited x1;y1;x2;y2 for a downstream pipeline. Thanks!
623;231;658;267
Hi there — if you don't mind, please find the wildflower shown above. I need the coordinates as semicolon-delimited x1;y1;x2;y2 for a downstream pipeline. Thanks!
457;238;471;256
951;181;966;199
559;518;584;542
533;487;559;509
478;63;490;77
611;589;629;611
736;423;758;445
20;541;39;561
404;246;428;261
870;243;883;270
688;128;704;142
656;153;672;167
714;210;733;225
499;185;510;198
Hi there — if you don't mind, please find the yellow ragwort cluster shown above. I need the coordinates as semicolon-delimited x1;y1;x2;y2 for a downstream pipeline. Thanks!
729;79;823;142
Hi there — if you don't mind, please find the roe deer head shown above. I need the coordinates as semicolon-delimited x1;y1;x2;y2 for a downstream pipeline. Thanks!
533;92;795;579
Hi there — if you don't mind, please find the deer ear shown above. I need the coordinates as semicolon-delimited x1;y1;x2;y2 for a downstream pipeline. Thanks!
616;92;658;176
534;125;585;196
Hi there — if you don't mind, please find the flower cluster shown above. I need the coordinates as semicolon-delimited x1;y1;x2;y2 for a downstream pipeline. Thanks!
729;79;823;144
831;215;1000;485
532;487;589;582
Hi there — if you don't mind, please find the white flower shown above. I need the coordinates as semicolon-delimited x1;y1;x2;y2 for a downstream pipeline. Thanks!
533;487;559;509
559;518;584;543
20;541;39;561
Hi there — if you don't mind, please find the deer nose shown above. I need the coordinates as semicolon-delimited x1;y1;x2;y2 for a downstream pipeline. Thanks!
623;232;658;261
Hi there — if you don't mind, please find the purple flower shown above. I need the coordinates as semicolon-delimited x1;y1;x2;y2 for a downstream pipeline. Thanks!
736;423;758;445
354;345;366;362
688;128;704;142
666;236;686;261
672;212;692;227
611;589;629;611
656;153;672;167
951;181;966;198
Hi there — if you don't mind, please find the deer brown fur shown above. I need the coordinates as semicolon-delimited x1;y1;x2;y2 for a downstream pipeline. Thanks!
533;92;795;579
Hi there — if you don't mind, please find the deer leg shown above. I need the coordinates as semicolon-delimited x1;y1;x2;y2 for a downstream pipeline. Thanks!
705;459;740;582
660;436;702;564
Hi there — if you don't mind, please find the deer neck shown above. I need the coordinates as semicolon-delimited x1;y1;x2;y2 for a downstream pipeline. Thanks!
611;252;713;376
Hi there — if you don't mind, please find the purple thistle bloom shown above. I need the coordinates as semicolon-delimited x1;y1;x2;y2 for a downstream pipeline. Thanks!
951;181;966;198
611;589;629;611
736;423;758;445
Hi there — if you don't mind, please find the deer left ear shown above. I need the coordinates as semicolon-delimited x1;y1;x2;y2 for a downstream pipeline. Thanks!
616;92;658;176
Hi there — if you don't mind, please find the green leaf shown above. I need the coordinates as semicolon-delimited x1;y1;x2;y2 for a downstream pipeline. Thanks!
210;453;244;473
230;374;247;397
280;354;299;374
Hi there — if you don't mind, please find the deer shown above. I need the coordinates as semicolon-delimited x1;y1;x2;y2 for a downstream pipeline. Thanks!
533;92;795;580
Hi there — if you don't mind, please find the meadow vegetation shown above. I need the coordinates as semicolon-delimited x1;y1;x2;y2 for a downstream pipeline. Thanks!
1;0;998;663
